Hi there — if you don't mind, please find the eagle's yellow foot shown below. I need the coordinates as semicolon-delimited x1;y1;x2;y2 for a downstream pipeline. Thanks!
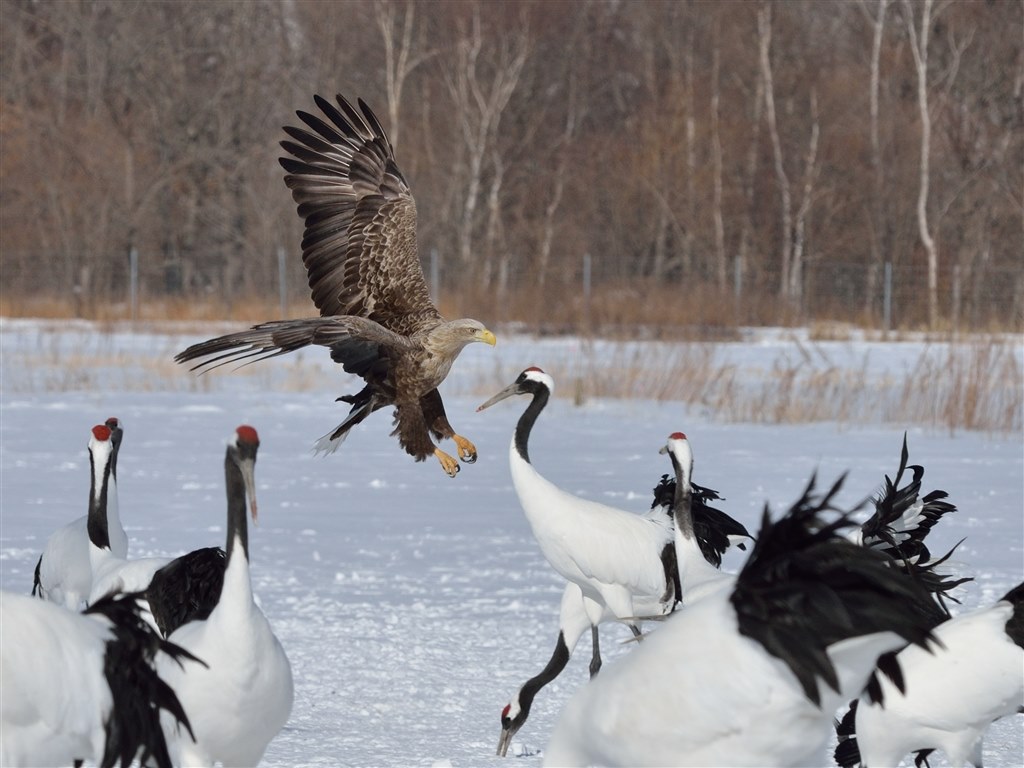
452;434;477;464
435;448;460;477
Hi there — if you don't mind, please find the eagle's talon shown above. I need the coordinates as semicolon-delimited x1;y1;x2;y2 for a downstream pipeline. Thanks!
435;449;460;478
452;434;478;464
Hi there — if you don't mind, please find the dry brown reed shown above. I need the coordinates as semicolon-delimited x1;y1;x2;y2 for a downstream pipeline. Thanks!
2;311;1019;434
562;335;1022;435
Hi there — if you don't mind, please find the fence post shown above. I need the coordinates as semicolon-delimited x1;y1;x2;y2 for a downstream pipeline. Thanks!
582;252;592;335
952;264;961;336
733;253;742;324
129;246;138;323
277;246;287;319
883;261;892;332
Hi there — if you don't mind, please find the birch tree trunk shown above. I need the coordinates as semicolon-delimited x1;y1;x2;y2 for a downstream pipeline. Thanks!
863;0;890;320
759;3;794;302
737;32;766;302
791;89;820;305
903;0;939;328
538;72;578;288
444;7;528;287
375;0;432;150
684;25;696;276
711;18;727;292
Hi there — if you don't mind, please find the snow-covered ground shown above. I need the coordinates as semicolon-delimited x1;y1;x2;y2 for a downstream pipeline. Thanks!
1;319;1021;766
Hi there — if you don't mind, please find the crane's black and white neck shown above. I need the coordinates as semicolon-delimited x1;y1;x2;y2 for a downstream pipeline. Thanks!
661;432;734;602
477;366;552;464
86;424;117;559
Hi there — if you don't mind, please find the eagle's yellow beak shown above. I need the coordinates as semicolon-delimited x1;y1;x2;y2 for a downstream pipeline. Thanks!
477;329;497;346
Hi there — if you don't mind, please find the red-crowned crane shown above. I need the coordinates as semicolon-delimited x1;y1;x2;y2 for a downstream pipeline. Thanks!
157;426;293;767
477;368;679;641
32;417;126;608
496;436;750;757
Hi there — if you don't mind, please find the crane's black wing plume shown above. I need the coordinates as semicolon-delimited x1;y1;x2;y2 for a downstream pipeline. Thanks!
85;592;204;768
732;474;936;707
146;547;227;638
652;475;752;567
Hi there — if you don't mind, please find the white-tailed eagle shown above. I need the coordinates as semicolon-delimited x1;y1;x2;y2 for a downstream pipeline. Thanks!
175;94;496;477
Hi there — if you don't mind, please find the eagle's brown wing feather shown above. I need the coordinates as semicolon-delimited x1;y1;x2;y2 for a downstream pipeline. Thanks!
173;317;412;378
280;94;441;337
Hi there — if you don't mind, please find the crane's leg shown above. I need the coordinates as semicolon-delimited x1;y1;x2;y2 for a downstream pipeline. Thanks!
589;625;602;677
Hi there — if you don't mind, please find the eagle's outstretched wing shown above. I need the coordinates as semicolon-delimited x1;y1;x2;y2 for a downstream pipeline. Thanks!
174;316;411;379
279;94;441;337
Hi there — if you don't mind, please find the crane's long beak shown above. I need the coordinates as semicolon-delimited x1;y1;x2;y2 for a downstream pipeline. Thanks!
496;724;516;757
240;458;259;524
477;382;520;412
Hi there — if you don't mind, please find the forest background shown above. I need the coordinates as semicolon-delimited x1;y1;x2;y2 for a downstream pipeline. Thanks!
2;0;1022;334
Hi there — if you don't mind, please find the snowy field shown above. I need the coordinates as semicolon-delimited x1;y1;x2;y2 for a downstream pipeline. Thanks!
1;318;1022;767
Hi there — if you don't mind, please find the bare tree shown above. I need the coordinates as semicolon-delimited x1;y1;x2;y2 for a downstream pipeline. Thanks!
758;3;822;307
759;3;795;302
735;17;766;304
537;70;579;288
2;0;1020;329
790;89;821;306
374;0;433;150
710;15;727;292
443;4;528;288
861;0;890;320
903;0;940;328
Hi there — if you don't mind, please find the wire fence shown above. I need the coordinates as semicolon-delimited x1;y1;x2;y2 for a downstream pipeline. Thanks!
2;246;1022;335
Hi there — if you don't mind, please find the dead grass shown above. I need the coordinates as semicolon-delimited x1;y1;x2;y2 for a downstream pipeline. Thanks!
894;340;1023;433
0;294;317;325
2;312;1019;434
562;335;1022;435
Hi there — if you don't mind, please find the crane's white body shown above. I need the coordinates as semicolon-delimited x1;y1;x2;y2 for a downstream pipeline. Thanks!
0;591;116;766
509;445;675;624
854;600;1024;768
88;552;169;605
160;544;293;766
543;593;905;767
36;476;127;610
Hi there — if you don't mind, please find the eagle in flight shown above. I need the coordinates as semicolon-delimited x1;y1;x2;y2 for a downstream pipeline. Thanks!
176;94;496;477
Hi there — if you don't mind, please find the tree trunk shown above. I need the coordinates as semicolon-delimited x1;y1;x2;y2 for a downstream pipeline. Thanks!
711;18;727;292
683;25;696;276
759;3;794;302
904;0;938;329
444;7;527;287
863;0;890;321
791;89;820;306
375;0;432;151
